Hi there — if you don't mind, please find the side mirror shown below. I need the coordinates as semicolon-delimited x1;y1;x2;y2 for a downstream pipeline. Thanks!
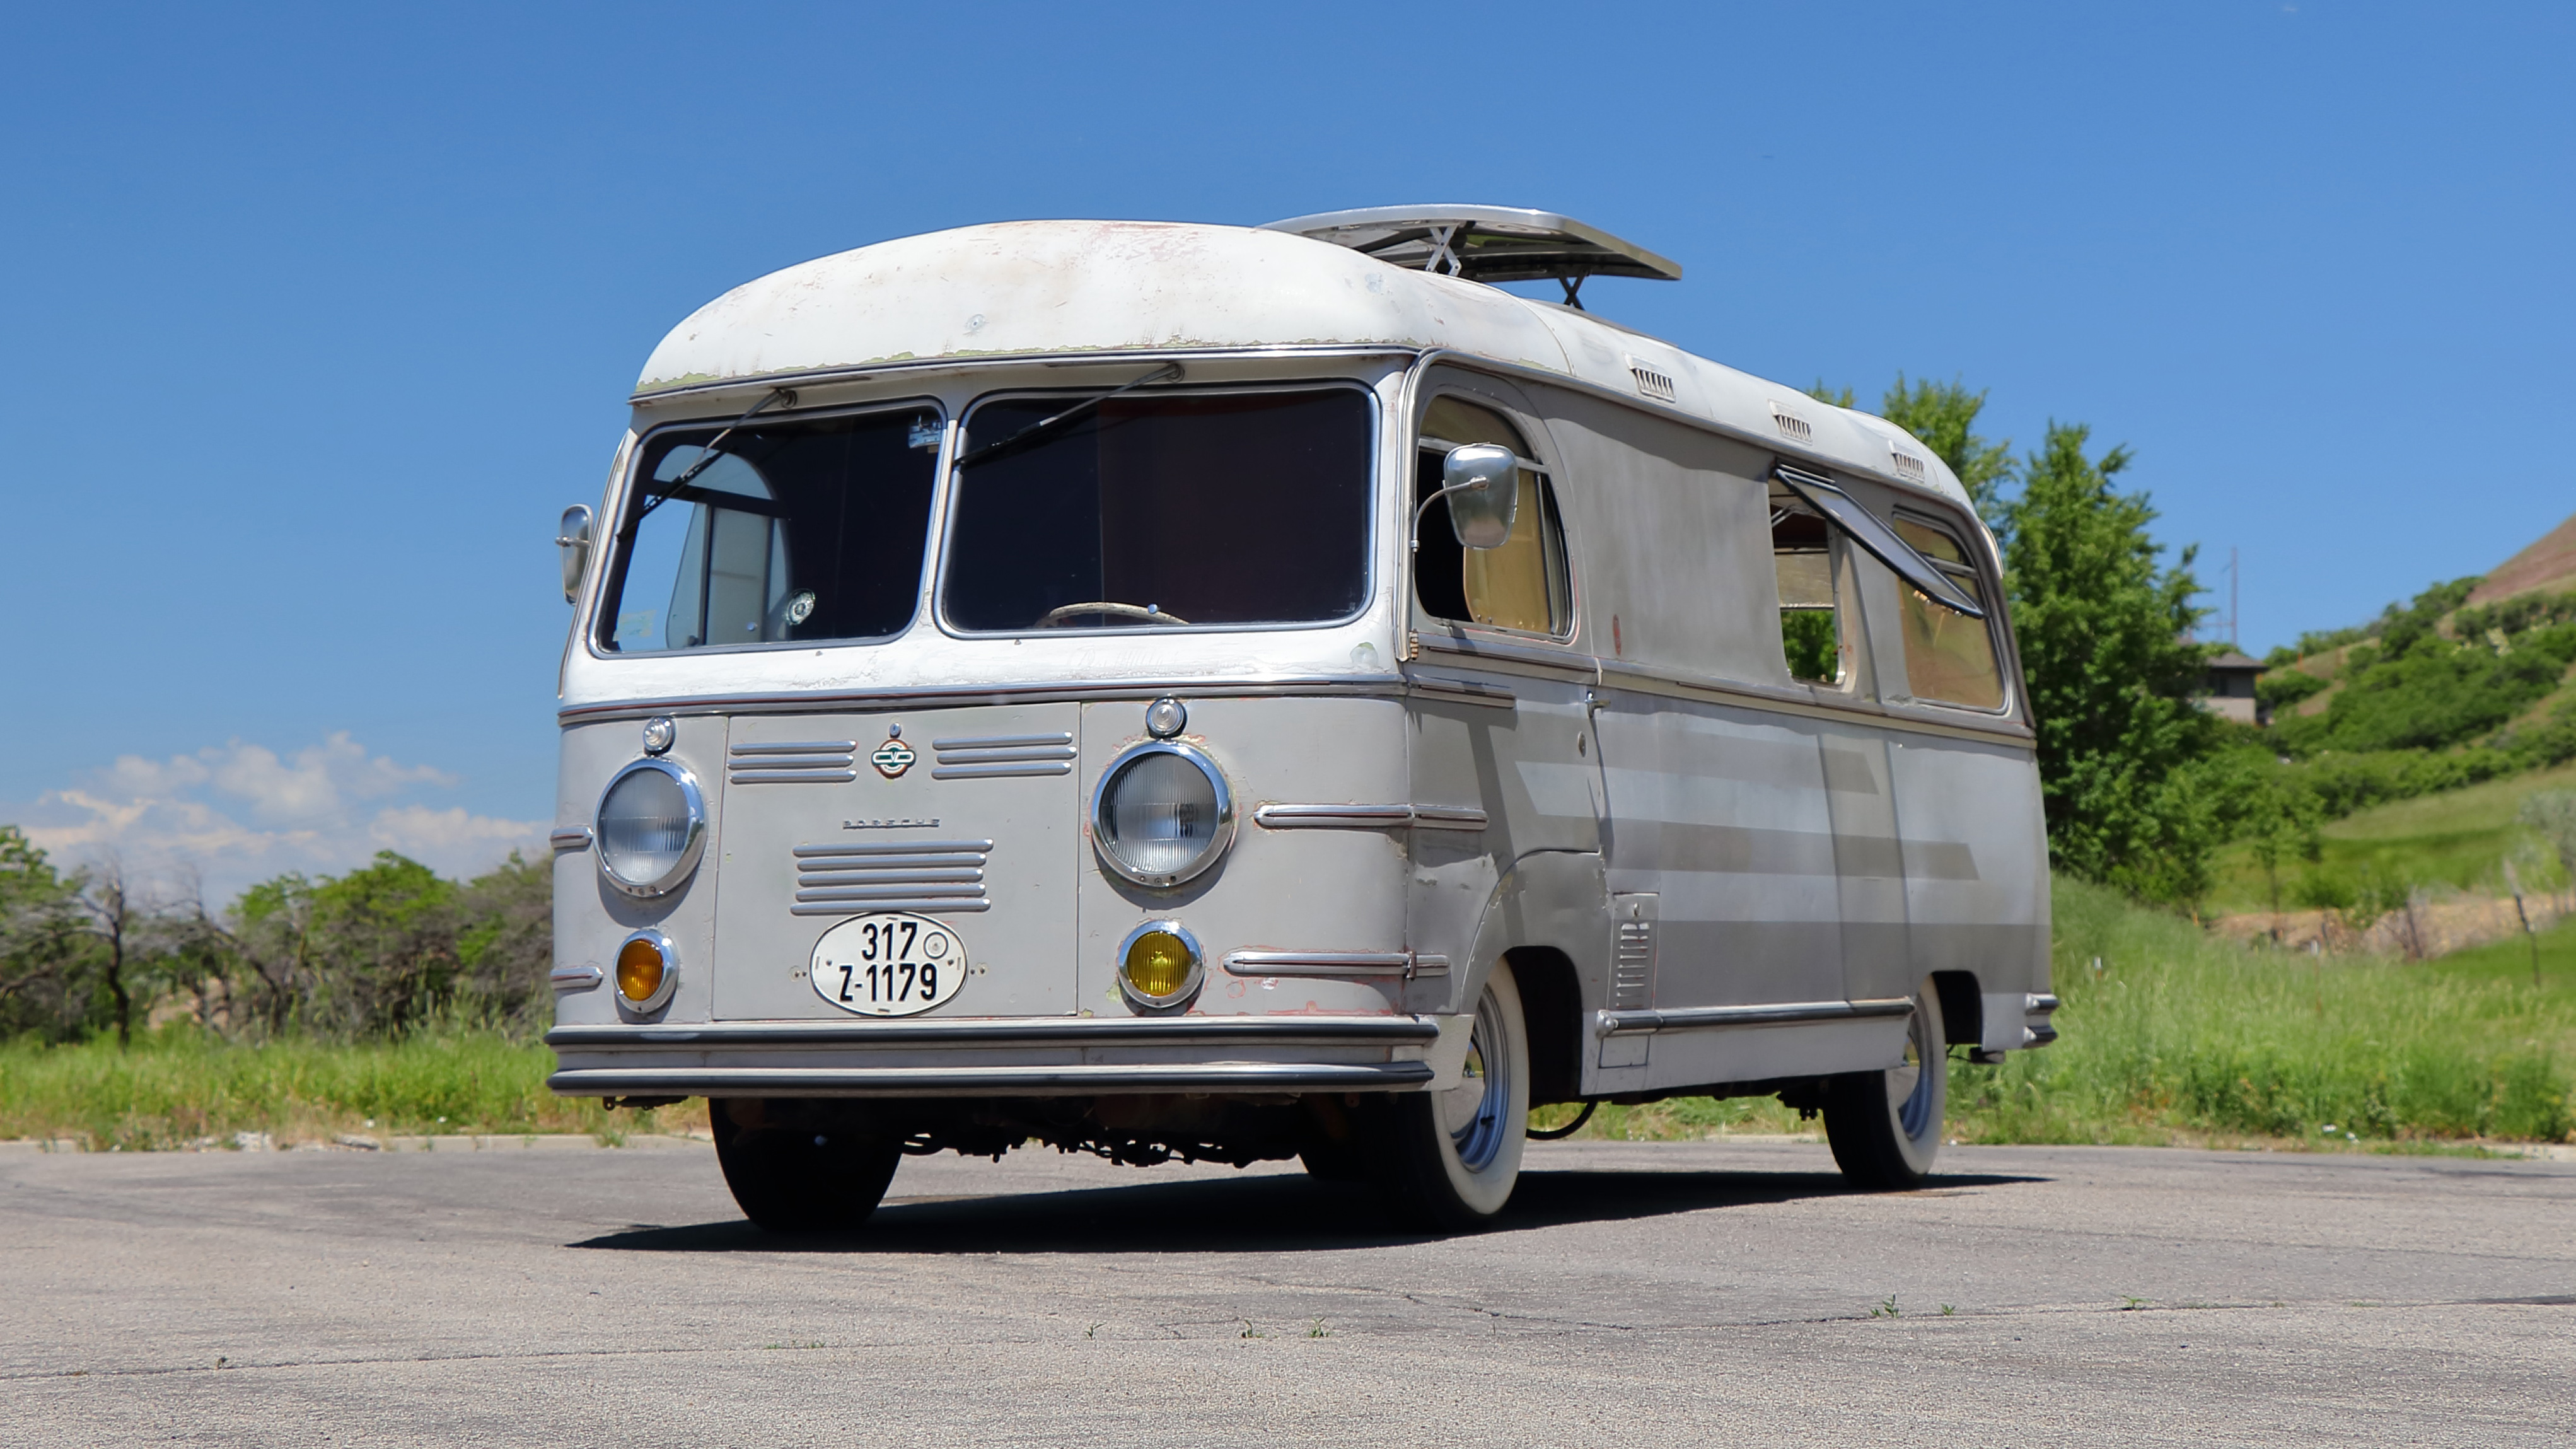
1441;443;1520;550
557;505;593;603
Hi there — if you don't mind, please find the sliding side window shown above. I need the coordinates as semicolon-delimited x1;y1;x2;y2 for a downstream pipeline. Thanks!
1771;499;1847;685
1891;517;2005;709
1413;397;1569;635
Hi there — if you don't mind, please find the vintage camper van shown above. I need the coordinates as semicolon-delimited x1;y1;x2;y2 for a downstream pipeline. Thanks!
545;207;2057;1232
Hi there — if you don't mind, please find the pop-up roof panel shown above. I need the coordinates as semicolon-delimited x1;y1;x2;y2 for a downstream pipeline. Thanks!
1260;206;1683;289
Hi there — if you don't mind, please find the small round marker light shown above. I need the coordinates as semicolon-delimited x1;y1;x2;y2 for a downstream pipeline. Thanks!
1144;696;1187;739
614;931;678;1011
1117;921;1202;1010
640;716;676;755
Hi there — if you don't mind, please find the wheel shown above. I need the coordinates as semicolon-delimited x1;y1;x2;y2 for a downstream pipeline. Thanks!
710;1098;903;1233
1367;958;1529;1231
1821;982;1947;1190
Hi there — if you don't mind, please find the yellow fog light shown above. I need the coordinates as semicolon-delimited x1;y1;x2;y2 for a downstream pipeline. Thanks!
615;931;678;1011
1117;921;1202;1010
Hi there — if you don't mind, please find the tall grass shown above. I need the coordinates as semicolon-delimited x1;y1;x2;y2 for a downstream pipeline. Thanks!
0;1029;687;1149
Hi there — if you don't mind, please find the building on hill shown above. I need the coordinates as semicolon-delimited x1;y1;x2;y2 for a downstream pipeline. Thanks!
2465;510;2576;608
2201;649;2266;724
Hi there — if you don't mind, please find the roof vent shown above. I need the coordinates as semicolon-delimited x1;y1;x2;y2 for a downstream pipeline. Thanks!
1890;449;1927;482
1770;404;1813;442
1625;356;1678;405
1260;206;1680;310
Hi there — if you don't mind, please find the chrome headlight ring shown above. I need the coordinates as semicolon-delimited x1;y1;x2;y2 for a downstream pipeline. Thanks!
593;757;708;899
1089;740;1236;888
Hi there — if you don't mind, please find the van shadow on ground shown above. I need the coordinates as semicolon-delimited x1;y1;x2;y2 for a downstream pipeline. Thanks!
570;1166;2046;1256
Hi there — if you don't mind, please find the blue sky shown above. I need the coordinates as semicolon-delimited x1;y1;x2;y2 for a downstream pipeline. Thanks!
3;2;2567;900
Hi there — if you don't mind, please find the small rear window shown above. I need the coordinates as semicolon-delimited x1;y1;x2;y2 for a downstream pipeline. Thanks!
1891;517;2005;709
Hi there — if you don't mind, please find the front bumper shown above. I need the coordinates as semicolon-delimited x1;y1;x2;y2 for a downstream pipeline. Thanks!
545;1015;1442;1098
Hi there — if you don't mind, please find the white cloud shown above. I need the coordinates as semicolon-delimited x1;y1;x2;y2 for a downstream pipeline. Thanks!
9;735;543;909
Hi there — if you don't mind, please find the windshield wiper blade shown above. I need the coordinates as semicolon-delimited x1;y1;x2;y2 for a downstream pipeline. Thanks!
634;387;796;525
954;363;1184;469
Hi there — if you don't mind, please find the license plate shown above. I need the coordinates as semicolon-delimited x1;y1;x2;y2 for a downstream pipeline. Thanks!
809;912;968;1016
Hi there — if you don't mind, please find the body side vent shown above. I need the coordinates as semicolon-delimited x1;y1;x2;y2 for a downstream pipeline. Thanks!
1890;449;1927;482
1624;355;1678;405
1769;404;1814;442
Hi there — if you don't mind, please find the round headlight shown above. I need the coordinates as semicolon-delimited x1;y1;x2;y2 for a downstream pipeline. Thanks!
1117;921;1204;1010
596;759;706;897
1091;742;1233;887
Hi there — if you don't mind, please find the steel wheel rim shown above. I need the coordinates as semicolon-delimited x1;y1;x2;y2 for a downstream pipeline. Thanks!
1442;987;1512;1171
1889;1003;1935;1139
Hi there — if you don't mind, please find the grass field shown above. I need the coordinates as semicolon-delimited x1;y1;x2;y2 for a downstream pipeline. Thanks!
2204;759;2576;916
8;878;2573;1153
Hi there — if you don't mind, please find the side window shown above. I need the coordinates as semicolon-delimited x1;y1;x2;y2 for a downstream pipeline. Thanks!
1770;499;1847;685
1413;397;1569;634
1892;517;2006;709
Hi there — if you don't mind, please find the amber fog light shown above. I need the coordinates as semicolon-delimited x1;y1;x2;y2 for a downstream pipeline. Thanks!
1117;921;1202;1010
615;931;678;1011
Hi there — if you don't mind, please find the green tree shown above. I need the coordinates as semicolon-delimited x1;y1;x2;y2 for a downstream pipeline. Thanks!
2003;422;2219;902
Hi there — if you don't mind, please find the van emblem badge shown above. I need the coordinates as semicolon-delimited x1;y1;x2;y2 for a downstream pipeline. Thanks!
870;736;917;779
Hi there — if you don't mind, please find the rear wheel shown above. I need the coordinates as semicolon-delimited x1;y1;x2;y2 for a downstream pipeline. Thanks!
711;1098;903;1233
1822;982;1947;1190
1369;959;1529;1231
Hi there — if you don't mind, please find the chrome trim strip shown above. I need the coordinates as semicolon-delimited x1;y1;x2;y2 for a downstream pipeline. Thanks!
796;869;983;887
729;740;860;755
547;1016;1439;1048
931;733;1074;750
1223;951;1452;979
1594;998;1915;1037
549;827;593;853
932;761;1076;779
549;1062;1437;1097
1253;804;1488;831
728;769;861;784
1591;659;2034;745
560;677;1403;724
791;899;992;916
548;965;603;991
932;747;1077;764
726;754;859;769
796;840;994;856
798;854;988;871
1405;673;1517;707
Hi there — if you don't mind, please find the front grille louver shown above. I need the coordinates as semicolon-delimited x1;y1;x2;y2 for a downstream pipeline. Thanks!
932;732;1075;779
789;839;994;916
729;740;858;784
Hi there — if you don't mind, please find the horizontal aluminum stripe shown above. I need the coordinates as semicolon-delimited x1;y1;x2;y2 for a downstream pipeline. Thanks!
1223;951;1451;979
931;762;1076;779
1253;803;1488;831
797;856;987;872
929;733;1074;750
791;900;992;916
548;827;593;853
548;965;603;990
560;677;1405;724
1595;998;1915;1036
932;747;1078;764
795;840;994;856
729;740;860;755
549;1061;1439;1098
729;769;860;784
796;870;983;887
794;883;988;902
548;1015;1441;1049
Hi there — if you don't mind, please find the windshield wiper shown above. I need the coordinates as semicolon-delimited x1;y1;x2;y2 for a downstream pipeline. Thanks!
632;387;796;527
954;363;1184;469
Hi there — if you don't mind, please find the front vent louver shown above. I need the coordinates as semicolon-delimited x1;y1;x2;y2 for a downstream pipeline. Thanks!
1624;355;1678;405
1891;449;1927;482
1770;405;1813;442
932;732;1075;779
729;740;858;784
789;839;994;916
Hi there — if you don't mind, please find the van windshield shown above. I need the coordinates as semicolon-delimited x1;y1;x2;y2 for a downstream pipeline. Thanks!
942;387;1372;632
601;407;941;653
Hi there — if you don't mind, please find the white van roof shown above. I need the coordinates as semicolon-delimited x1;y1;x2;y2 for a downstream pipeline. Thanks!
632;218;1969;508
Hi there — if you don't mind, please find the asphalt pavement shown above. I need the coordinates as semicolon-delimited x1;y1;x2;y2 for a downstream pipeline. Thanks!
4;1135;2570;1446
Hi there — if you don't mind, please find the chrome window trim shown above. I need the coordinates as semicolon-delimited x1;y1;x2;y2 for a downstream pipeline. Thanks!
593;758;709;899
932;378;1381;641
1089;740;1237;888
1116;919;1207;1013
615;928;681;1014
587;395;950;663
